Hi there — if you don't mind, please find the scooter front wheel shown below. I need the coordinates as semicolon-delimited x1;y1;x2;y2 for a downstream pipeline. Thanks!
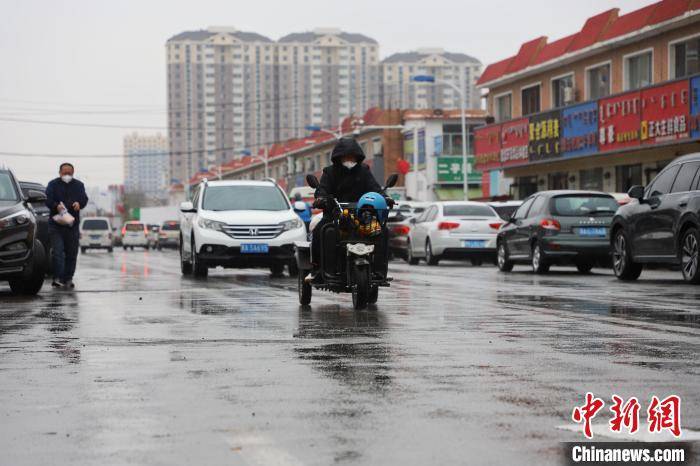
351;265;369;310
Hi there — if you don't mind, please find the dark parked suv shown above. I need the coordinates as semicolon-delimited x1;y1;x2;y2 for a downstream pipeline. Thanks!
0;169;48;295
497;190;619;274
611;153;700;283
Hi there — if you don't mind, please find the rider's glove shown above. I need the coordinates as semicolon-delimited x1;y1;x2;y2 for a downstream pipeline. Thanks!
312;197;326;209
384;197;395;208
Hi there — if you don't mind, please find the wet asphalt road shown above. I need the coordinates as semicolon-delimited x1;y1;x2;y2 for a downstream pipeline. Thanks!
1;249;699;465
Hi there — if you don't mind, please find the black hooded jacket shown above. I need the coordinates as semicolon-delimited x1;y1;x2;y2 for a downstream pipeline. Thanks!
315;138;383;202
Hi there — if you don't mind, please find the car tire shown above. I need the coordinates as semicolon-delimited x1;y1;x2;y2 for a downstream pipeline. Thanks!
680;227;700;284
470;258;483;266
425;239;439;266
123;246;127;251
191;238;208;278
406;240;419;265
107;247;113;253
612;229;642;281
576;261;594;274
180;237;192;275
288;260;299;277
9;240;47;296
269;262;285;277
298;270;312;305
497;242;514;272
531;242;550;274
81;247;86;254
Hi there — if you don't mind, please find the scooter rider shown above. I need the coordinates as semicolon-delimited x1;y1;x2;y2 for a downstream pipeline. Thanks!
307;137;394;282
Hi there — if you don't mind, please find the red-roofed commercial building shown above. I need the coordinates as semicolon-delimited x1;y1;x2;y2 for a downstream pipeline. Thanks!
475;0;700;199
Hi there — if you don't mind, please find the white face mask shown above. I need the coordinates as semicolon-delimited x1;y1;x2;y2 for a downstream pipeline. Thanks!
342;161;357;170
61;175;73;184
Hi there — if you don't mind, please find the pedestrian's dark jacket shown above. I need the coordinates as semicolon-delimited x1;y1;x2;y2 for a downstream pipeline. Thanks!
315;138;383;203
45;178;89;226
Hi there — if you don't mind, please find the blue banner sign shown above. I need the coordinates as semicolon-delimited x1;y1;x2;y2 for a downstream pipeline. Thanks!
561;101;598;158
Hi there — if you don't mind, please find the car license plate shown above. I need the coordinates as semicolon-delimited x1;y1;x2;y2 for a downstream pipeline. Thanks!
240;243;269;254
579;227;606;237
462;240;485;248
90;235;101;240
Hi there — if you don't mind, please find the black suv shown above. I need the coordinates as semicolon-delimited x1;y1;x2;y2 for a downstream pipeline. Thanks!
611;153;700;283
497;190;619;274
0;169;48;295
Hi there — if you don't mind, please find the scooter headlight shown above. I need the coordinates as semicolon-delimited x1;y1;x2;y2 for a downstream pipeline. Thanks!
346;243;374;256
280;218;303;231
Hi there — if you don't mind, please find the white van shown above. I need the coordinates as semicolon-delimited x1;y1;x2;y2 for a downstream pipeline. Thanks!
79;217;113;253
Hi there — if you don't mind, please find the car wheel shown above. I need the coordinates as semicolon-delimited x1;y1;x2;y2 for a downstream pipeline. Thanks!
9;240;47;296
531;242;550;274
612;229;642;281
123;246;127;251
81;247;86;254
576;261;594;274
406;240;419;265
497;242;514;272
288;260;299;277
269;262;285;277
680;227;700;284
180;237;192;275
470;258;483;266
107;247;113;253
191;238;208;278
425;239;439;266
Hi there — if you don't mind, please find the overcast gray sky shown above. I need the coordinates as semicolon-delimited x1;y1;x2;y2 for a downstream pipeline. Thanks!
0;0;653;188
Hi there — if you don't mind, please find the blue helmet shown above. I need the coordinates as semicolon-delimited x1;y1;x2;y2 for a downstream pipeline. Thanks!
357;192;388;221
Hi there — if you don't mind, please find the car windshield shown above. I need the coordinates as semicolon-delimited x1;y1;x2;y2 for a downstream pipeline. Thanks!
161;222;179;231
83;219;109;230
125;223;144;231
202;185;288;211
443;204;495;217
491;205;520;220
551;195;619;216
0;173;19;201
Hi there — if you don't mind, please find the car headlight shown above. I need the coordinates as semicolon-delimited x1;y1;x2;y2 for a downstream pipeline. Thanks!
0;209;31;230
197;217;226;231
280;218;303;231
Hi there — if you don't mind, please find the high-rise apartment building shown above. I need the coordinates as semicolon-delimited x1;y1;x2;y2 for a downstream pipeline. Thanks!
382;48;482;110
276;29;380;141
123;132;169;204
166;27;276;184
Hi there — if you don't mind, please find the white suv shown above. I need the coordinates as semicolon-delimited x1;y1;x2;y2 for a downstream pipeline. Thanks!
179;179;307;278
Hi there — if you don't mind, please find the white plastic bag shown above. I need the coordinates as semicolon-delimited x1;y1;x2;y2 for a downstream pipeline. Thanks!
52;202;75;227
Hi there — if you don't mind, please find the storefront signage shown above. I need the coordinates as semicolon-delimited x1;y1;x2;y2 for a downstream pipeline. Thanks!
561;101;598;157
500;118;529;167
598;91;641;151
689;76;700;140
436;156;481;183
640;80;690;145
474;124;501;170
528;110;561;162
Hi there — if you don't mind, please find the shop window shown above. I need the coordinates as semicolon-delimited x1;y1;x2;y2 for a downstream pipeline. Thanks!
552;74;575;107
624;51;652;91
521;85;540;115
548;172;569;190
672;36;700;78
586;63;610;99
615;164;642;193
495;93;512;122
517;176;538;199
579;168;603;191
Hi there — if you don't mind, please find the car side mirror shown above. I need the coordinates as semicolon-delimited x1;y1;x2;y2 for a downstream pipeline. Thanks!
384;173;399;189
180;201;196;213
27;189;47;203
306;174;320;189
409;217;416;225
627;185;645;201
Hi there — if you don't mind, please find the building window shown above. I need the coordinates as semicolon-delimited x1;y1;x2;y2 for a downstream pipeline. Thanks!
548;172;569;190
624;51;652;90
586;63;610;99
671;36;700;78
579;167;603;191
495;93;512;122
551;74;574;107
521;85;540;116
615;164;642;193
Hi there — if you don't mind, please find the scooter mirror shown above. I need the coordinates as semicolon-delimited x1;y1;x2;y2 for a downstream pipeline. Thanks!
384;173;399;189
306;174;320;189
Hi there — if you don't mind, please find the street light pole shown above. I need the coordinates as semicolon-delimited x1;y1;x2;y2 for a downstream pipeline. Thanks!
412;75;470;201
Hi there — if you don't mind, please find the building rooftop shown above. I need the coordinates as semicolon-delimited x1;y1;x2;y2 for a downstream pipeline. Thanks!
383;50;480;64
477;0;700;87
278;30;377;44
167;28;273;43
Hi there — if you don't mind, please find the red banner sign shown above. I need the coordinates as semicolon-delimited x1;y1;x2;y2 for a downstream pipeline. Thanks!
474;124;501;170
640;80;690;145
598;91;641;151
500;118;529;167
